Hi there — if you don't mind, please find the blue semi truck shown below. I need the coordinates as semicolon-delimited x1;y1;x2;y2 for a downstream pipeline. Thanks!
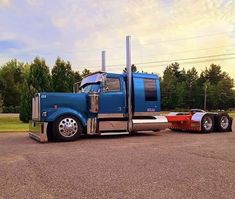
30;71;233;142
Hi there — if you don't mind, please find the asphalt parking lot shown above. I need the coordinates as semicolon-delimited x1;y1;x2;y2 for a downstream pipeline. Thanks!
0;130;235;199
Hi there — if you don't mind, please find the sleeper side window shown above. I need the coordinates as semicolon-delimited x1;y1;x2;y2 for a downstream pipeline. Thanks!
144;78;157;101
105;77;121;92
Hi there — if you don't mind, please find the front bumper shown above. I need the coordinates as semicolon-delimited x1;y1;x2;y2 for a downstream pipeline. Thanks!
29;121;48;143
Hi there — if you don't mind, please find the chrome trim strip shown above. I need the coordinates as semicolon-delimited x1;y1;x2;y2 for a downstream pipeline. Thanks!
134;112;159;117
98;113;125;118
100;132;129;136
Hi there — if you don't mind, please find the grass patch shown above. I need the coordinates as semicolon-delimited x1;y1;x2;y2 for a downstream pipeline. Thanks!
0;115;28;132
229;112;235;118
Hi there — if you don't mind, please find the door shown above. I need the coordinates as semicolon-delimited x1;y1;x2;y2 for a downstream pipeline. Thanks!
98;75;126;118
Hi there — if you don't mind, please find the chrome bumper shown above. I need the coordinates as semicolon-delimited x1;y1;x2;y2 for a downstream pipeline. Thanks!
29;121;48;143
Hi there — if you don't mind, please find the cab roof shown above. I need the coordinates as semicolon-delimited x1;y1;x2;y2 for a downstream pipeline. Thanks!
80;71;159;87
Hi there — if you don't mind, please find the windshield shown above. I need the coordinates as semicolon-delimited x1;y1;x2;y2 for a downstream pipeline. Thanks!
81;83;101;93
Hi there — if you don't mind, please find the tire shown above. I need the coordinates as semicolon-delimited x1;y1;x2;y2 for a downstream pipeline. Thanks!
201;114;214;133
52;115;83;141
216;113;232;132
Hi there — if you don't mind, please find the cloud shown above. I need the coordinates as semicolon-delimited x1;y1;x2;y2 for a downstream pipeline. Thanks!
27;0;41;6
0;0;234;78
0;0;11;7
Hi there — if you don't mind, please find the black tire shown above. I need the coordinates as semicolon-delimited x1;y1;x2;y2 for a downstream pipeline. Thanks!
52;115;83;141
216;113;232;132
201;114;214;133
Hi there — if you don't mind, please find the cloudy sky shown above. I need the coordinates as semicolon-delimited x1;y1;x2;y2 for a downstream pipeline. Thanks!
0;0;235;78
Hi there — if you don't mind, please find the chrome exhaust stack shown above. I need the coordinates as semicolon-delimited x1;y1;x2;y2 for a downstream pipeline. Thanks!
126;36;133;133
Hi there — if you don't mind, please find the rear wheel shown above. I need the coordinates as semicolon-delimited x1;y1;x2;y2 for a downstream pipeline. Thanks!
53;115;83;141
201;114;214;133
216;114;232;132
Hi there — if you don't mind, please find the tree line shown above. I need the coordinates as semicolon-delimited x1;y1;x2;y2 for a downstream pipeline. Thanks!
0;57;91;122
160;63;235;111
0;57;234;123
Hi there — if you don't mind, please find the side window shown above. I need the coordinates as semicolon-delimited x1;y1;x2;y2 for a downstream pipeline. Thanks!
105;77;121;92
144;79;157;101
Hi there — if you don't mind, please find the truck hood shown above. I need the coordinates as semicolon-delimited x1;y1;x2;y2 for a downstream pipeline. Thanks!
39;92;88;120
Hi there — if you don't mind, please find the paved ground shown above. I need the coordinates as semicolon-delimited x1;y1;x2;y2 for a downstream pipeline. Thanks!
0;130;235;199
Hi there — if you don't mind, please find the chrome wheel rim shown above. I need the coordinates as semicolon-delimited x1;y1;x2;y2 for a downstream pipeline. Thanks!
203;116;213;131
220;116;229;129
59;118;78;137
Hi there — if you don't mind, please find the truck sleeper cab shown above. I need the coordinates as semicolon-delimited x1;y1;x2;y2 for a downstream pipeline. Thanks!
29;72;233;142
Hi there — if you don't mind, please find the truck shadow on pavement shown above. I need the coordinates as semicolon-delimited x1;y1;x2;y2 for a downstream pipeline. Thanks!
170;130;233;134
82;132;160;140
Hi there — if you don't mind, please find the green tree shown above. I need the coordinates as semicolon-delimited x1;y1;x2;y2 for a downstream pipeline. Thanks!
28;57;51;93
123;64;137;73
19;63;32;122
74;71;82;82
19;57;51;122
0;93;3;113
52;58;75;92
198;64;234;110
0;59;25;110
81;68;91;78
203;64;224;85
161;62;188;109
184;67;200;108
161;65;177;109
19;85;32;122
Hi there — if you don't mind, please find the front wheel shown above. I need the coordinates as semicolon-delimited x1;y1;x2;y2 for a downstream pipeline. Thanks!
53;115;83;141
201;114;214;133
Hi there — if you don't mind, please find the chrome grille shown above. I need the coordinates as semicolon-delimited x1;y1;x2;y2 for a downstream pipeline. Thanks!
32;94;40;120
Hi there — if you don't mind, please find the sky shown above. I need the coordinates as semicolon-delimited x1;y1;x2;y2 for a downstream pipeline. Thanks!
0;0;235;79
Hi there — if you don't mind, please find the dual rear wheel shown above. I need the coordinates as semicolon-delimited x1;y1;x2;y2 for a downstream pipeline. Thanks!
201;113;232;133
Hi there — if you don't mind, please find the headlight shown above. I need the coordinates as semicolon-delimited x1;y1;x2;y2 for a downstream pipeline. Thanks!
42;112;47;117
